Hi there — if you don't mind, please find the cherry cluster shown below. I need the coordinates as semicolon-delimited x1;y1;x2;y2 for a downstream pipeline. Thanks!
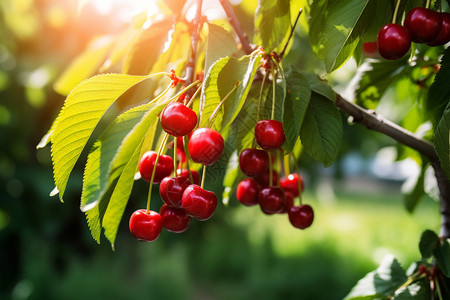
236;119;314;230
377;7;450;60
129;99;224;242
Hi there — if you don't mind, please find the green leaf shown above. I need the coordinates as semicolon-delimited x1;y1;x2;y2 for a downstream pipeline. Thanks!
221;150;242;206
51;73;154;201
434;103;450;179
434;238;450;277
282;69;311;153
300;92;343;167
419;230;440;259
428;48;450;125
254;0;291;53
345;255;407;299
204;23;238;77
403;159;426;213
392;280;430;300
54;37;114;95
309;0;389;73
303;73;336;102
123;19;174;75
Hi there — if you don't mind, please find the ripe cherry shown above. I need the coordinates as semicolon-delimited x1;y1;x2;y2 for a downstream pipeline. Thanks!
428;12;450;46
182;184;217;221
279;191;294;214
160;204;190;233
177;168;201;185
188;128;224;166
255;170;278;187
258;186;285;215
159;176;191;207
129;209;163;242
254;120;286;149
377;24;411;60
288;205;314;229
236;178;260;206
404;7;442;43
239;148;269;177
362;41;379;58
160;102;198;137
138;151;174;183
280;173;304;197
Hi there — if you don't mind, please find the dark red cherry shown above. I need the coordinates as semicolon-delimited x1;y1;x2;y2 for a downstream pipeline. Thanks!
279;191;294;214
288;205;314;229
182;184;217;221
280;173;304;197
138;151;174;183
428;13;450;46
258;186;285;215
254;120;286;149
239;148;269;177
129;209;163;242
160;204;190;233
159;176;191;207
377;24;411;60
404;7;442;43
177;169;201;185
255;170;278;187
236;178;260;206
160;102;198;137
188;128;224;165
362;41;379;58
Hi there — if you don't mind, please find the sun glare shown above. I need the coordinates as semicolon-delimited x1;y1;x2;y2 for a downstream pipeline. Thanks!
82;0;160;23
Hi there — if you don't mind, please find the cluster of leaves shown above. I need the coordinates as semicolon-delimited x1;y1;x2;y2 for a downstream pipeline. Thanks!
345;230;450;299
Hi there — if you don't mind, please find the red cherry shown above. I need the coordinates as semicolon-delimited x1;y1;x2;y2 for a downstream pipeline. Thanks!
254;120;286;149
182;184;217;221
188;128;224;166
377;24;411;60
288;205;314;229
138;151;174;183
239;148;269;177
258;186;285;215
255;170;278;187
160;102;198;137
159;176;191;207
177;168;201;185
404;7;443;43
279;191;294;214
160;204;190;233
362;41;379;58
129;209;163;242
280;173;304;197
236;178;260;206
428;12;450;46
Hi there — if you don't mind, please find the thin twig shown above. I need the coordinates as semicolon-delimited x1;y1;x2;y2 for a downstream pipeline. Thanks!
280;8;303;59
183;0;203;93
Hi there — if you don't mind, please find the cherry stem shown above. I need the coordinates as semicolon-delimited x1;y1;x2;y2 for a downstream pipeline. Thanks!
149;84;172;105
392;0;402;24
256;69;268;124
186;85;202;108
207;81;241;128
182;135;194;183
426;0;431;9
270;61;277;120
173;137;177;177
279;8;303;59
268;151;273;187
283;154;290;176
146;133;169;213
169;80;201;104
201;165;207;188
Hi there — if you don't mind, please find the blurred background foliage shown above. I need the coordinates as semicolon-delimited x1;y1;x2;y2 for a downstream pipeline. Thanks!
0;0;442;299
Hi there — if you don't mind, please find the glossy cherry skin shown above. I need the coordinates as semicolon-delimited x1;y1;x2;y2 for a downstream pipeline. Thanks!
239;148;269;177
377;24;411;60
280;173;304;197
428;13;450;46
236;178;260;206
188;128;224;166
159;176;191;207
160;102;198;137
182;184;217;221
254;120;286;149
288;205;314;229
177;169;201;185
279;191;294;214
160;204;190;233
255;170;278;187
258;186;285;215
129;209;163;242
138;151;174;183
404;7;442;43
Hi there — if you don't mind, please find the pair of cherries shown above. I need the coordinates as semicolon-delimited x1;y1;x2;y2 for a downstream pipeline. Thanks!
377;7;450;60
129;102;224;242
236;119;314;229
